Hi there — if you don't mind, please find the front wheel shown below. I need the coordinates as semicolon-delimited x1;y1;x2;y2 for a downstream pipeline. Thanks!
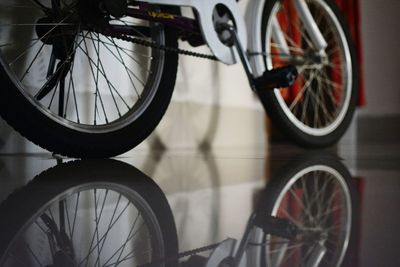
257;0;358;147
0;1;179;158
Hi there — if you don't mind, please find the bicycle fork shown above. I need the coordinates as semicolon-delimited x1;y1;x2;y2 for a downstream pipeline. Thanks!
216;23;298;93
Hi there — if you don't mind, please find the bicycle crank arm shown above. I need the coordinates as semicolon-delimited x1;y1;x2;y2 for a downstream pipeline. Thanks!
254;65;298;90
217;23;298;92
254;213;298;240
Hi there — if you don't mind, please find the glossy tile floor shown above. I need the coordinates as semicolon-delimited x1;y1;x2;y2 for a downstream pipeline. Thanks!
0;139;399;267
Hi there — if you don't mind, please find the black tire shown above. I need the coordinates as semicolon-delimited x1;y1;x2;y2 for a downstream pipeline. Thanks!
0;159;178;267
257;0;359;148
256;152;358;267
0;3;179;158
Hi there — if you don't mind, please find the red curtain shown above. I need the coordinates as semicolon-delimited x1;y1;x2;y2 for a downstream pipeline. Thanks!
335;0;366;106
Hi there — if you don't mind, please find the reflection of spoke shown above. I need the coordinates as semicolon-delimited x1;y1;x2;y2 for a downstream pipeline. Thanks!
28;0;48;10
71;192;81;239
288;187;316;225
78;201;132;266
324;223;342;232
315;204;342;221
95;194;123;265
0;23;74;27
0;5;37;9
34;221;48;235
271;242;304;266
26;243;45;267
300;242;316;265
102;213;143;267
8;253;31;267
103;249;153;267
268;241;304;253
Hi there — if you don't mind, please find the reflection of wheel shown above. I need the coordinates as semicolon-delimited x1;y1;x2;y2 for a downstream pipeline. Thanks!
257;153;357;267
258;0;358;147
0;1;178;158
0;160;178;267
0;119;10;149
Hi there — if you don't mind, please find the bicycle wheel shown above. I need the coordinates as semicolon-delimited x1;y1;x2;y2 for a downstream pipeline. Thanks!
0;1;179;158
257;0;358;147
256;153;357;267
0;160;178;267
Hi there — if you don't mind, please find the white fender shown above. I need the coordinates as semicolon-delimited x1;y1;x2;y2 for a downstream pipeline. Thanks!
144;0;248;65
245;0;267;78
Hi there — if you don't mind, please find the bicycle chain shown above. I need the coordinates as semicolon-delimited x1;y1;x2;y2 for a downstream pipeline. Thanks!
139;242;222;266
105;31;220;61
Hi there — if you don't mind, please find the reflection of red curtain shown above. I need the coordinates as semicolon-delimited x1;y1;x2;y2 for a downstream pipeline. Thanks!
335;0;366;106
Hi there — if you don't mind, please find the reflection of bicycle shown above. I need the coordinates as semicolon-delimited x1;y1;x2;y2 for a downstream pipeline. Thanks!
0;160;178;267
0;154;357;267
0;0;357;158
176;153;357;267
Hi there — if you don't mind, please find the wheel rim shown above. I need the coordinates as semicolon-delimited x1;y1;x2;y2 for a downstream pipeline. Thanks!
265;165;352;267
0;0;165;133
0;183;165;266
265;0;353;136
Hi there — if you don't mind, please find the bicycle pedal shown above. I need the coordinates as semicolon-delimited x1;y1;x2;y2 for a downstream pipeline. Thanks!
254;65;298;91
254;214;298;240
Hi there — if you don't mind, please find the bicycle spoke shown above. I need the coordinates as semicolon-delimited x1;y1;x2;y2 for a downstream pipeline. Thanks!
74;42;131;111
9;14;72;66
82;37;108;124
104;35;152;73
109;38;144;97
289;70;317;111
26;243;45;267
90;33;123;118
80;35;153;59
20;42;46;81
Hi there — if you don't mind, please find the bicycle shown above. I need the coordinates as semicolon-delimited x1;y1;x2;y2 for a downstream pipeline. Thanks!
0;0;358;158
0;153;357;267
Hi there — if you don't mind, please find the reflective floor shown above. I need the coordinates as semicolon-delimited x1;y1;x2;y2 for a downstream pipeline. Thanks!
0;139;399;267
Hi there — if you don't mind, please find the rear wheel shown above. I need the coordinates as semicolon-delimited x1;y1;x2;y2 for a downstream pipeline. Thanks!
258;0;358;147
0;0;179;158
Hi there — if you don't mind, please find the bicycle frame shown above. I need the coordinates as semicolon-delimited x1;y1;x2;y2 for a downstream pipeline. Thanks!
124;0;328;74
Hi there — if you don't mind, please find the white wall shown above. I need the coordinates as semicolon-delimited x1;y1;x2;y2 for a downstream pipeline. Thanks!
359;0;400;116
